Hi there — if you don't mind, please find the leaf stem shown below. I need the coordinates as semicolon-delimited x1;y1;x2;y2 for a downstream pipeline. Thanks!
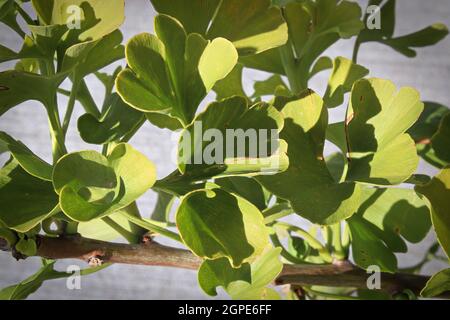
263;203;294;224
330;223;346;260
352;39;361;63
62;79;80;134
120;116;146;143
46;95;67;162
119;211;182;243
101;217;140;244
15;3;35;25
274;222;333;263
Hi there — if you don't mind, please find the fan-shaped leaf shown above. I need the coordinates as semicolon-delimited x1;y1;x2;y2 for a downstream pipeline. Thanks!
150;0;288;56
0;158;59;232
346;78;423;185
52;143;156;222
116;15;238;125
416;167;450;258
258;90;361;225
176;188;269;267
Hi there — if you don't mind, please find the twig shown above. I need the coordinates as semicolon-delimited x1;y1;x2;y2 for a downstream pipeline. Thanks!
11;235;445;298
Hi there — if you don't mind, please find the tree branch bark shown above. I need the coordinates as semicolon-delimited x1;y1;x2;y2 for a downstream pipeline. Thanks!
18;235;444;298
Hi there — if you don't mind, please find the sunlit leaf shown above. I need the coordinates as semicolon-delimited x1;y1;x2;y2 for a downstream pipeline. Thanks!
116;15;238;125
346;78;423;185
258;90;361;225
421;268;450;298
416;167;450;258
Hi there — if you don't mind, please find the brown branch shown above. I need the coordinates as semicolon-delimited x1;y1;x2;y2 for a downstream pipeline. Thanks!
11;235;445;298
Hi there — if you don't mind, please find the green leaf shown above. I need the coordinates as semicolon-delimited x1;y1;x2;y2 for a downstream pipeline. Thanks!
416;167;450;258
198;247;282;299
198;258;251;297
242;0;363;83
257;90;361;225
78;209;142;242
214;176;268;211
15;237;37;256
354;188;431;253
309;56;333;80
326;152;346;183
239;48;285;75
116;15;238;125
431;113;450;164
323;57;369;108
359;0;448;57
0;131;53;181
150;0;288;56
177;96;288;180
0;158;59;232
348;216;398;273
176;188;269;267
213;63;247;101
226;247;283;300
61;30;124;79
408;102;449;143
145;113;183;131
78;93;144;145
252;75;288;99
31;0;125;42
150;191;175;223
0;70;65;116
421;269;450;298
52;143;156;222
346;78;423;185
0;260;108;300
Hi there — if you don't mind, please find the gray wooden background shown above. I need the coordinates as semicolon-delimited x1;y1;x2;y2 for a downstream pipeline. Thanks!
0;0;449;299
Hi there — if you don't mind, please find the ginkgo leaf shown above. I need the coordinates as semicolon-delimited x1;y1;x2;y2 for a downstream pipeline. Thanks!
176;188;269;267
348;216;397;273
116;15;238;125
421;269;450;298
78;93;144;145
324;57;369;108
358;0;448;58
0;158;59;232
346;78;423;185
241;0;364;88
61;30;124;79
198;247;282;299
177;96;288;180
257;90;361;225
431;113;450;165
0;260;108;300
52;143;156;222
31;0;125;42
150;0;288;55
252;75;288;99
214;176;268;211
0;70;66;116
353;188;431;253
0;132;52;181
416;167;450;258
213;63;247;101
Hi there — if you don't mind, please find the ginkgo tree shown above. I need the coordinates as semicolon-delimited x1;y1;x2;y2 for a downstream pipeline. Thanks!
0;0;449;300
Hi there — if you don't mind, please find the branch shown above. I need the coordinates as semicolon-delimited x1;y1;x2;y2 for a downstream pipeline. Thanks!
6;235;444;298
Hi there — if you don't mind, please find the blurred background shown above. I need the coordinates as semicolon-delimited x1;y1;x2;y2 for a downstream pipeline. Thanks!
0;0;449;299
